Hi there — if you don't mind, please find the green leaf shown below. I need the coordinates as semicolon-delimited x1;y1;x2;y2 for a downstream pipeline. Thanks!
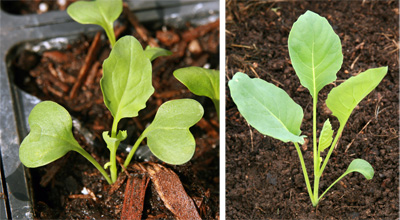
326;67;387;125
343;159;374;180
318;119;333;153
19;101;81;168
143;99;204;165
67;0;122;46
101;36;154;123
144;46;172;61
173;67;220;113
288;10;343;98
228;72;305;144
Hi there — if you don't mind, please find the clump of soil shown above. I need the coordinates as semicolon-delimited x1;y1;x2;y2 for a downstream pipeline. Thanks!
10;7;219;219
226;1;398;219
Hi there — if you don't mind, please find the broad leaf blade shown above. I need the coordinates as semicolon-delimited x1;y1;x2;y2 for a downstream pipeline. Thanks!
326;67;387;125
318;119;333;152
228;72;305;144
343;159;374;180
67;0;122;28
288;10;343;98
173;67;220;113
144;99;204;165
144;46;172;61
19;101;81;168
101;36;154;122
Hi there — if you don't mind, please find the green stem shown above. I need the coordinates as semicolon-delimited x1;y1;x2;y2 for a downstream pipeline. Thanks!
312;95;320;205
74;147;112;184
319;123;346;176
293;142;316;206
104;22;116;47
318;171;347;201
212;98;220;116
107;117;119;183
124;133;146;167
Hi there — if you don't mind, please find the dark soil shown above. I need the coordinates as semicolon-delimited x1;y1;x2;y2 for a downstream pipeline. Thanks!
10;7;219;219
1;0;76;14
226;1;398;219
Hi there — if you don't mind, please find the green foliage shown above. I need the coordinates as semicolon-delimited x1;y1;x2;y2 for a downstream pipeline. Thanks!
288;10;343;98
173;67;220;114
326;67;388;125
228;72;305;144
67;0;123;47
19;33;203;185
229;10;387;206
143;99;204;165
144;46;173;61
101;36;154;125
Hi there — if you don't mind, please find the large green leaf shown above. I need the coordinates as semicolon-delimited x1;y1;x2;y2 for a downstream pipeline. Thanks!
19;101;81;168
101;36;154;123
228;72;305;144
144;46;172;61
318;119;333;153
326;67;387;125
173;67;220;113
67;0;122;46
143;99;204;165
288;10;343;98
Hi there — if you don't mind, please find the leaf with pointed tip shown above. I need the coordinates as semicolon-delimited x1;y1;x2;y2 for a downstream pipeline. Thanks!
326;67;387;125
101;36;154;124
143;99;204;165
228;72;305;144
144;46;172;61
67;0;122;46
19;101;82;168
318;119;333;153
343;159;374;180
288;10;343;98
173;67;220;113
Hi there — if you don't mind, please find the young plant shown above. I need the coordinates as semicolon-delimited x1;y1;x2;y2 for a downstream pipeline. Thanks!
173;67;220;114
228;10;387;206
19;35;203;184
67;0;123;47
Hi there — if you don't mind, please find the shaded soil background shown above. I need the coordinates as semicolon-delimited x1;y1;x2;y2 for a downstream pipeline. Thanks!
8;5;219;219
226;0;399;219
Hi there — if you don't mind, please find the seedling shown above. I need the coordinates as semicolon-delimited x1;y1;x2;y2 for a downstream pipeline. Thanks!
173;67;220;114
229;10;387;206
20;31;203;183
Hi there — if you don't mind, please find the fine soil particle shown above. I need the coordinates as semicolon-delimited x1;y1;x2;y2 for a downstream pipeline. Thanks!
226;1;398;219
10;7;219;219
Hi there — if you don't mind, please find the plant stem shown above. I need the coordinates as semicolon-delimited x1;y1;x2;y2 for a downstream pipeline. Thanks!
74;147;112;184
104;23;116;47
124;132;146;167
319;123;345;176
318;171;347;201
108;117;119;183
312;95;319;205
293;142;316;206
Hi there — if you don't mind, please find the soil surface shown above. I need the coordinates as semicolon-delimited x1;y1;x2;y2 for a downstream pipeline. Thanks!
226;1;399;219
1;0;76;14
10;7;219;219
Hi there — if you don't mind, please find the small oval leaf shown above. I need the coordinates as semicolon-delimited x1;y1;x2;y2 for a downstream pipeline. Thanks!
144;99;204;165
173;67;220;113
101;36;154;123
228;72;305;144
318;119;333;153
288;10;343;98
326;67;387;125
19;101;81;168
343;159;374;180
144;46;172;61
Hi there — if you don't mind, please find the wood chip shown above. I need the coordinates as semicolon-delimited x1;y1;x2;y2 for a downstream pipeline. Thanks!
120;174;150;220
139;163;201;220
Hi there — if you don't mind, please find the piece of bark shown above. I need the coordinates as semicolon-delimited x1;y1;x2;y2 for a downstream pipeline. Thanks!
140;163;202;220
120;174;150;220
182;19;219;42
69;31;102;99
122;4;159;47
84;61;101;86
